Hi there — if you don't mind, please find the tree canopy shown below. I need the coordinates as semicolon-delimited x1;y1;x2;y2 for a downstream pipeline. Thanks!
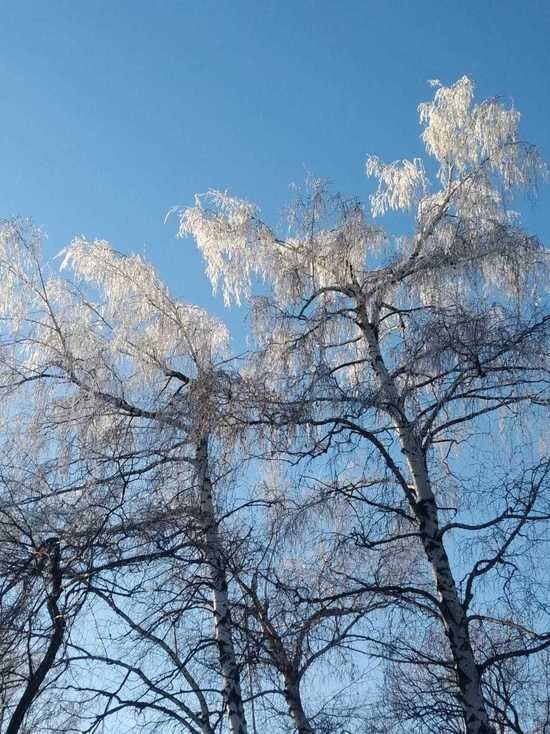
0;76;549;734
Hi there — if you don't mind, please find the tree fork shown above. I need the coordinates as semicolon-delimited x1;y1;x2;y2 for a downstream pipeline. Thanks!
6;538;66;734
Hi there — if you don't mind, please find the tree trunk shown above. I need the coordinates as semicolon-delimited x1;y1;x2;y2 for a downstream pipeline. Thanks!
6;539;66;734
395;422;493;733
283;675;315;734
413;494;492;734
196;438;249;734
359;311;493;733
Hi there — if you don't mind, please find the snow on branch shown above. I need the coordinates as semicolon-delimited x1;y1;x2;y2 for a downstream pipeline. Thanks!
58;237;228;374
176;187;383;307
366;156;428;217
175;190;276;306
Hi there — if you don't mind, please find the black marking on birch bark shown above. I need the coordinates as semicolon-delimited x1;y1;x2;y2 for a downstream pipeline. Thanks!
414;498;494;733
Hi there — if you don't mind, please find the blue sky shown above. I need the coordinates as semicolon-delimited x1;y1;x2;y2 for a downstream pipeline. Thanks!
1;0;549;329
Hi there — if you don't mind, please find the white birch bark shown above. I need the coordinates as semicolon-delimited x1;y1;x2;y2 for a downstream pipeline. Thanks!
359;306;493;734
196;438;249;734
283;676;315;734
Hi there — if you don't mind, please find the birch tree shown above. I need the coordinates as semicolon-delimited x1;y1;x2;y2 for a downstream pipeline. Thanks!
178;77;550;734
0;447;95;734
229;490;389;734
0;224;251;733
0;76;548;734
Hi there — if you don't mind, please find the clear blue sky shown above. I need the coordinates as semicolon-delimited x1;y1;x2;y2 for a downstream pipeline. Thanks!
1;0;549;327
